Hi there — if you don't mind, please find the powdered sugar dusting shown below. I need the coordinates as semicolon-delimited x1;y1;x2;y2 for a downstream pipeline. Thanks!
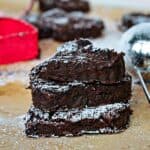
51;103;129;122
57;41;78;52
25;103;129;123
31;78;85;93
81;127;124;134
0;71;29;86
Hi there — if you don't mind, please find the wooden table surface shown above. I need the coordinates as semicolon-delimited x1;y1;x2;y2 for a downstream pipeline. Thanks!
0;1;150;150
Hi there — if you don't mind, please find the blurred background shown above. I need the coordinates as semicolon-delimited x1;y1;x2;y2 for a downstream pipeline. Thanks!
0;0;150;11
0;0;149;22
0;0;149;25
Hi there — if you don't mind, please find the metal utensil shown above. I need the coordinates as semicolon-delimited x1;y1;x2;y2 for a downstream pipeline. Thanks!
120;23;150;103
132;40;150;102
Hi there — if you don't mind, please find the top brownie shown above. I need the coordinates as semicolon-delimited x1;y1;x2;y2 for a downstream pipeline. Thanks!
39;0;90;12
30;39;125;83
120;13;150;31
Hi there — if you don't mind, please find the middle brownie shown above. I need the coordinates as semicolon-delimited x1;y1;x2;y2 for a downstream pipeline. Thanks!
31;75;131;112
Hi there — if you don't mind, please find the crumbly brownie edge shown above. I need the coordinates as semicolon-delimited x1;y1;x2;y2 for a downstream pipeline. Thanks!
25;103;132;137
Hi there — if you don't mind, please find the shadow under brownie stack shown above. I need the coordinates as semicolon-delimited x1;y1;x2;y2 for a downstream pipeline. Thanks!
25;39;132;137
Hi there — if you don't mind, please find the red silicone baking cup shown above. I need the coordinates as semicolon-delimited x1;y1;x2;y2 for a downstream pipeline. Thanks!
0;17;38;64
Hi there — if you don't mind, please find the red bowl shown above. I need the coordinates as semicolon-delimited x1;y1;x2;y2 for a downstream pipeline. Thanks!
0;17;38;64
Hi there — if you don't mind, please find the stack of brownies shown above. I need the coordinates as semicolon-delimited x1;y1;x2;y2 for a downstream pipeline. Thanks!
25;39;132;137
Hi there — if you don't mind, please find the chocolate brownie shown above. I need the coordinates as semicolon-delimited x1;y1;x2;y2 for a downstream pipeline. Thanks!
31;75;131;111
23;9;104;40
25;38;132;138
23;14;40;27
38;9;104;40
39;0;90;12
30;39;125;83
25;103;132;137
120;13;150;31
22;13;53;39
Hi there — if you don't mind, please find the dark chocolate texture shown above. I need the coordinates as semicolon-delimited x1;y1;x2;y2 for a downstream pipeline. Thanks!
31;75;131;111
25;39;132;138
30;39;125;83
25;103;132;137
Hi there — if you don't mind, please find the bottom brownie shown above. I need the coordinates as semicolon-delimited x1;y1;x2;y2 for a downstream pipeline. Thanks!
25;103;132;137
